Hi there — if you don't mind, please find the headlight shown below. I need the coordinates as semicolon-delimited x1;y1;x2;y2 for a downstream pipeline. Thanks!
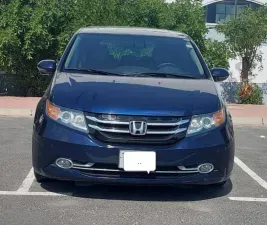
187;109;225;136
46;100;88;133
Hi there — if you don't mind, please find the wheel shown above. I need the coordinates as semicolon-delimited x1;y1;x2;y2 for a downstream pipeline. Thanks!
34;171;49;183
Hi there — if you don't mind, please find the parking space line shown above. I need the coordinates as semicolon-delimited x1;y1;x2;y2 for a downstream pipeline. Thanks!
16;168;35;192
0;191;64;196
229;197;267;202
234;157;267;190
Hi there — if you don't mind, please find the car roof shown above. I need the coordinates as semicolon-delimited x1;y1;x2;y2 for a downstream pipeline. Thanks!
78;27;189;39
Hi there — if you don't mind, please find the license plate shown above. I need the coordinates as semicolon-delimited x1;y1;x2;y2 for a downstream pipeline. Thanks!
119;151;156;173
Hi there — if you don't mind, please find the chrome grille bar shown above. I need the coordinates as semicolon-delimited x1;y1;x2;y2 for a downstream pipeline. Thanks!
88;124;187;134
147;119;189;126
86;116;129;125
147;127;187;134
86;115;189;126
86;114;190;143
88;125;129;133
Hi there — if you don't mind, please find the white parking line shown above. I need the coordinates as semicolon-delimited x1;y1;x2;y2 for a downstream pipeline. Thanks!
229;197;267;202
16;168;35;192
0;191;64;196
234;157;267;190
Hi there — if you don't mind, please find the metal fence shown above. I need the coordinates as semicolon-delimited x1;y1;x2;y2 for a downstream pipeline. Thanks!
0;73;22;96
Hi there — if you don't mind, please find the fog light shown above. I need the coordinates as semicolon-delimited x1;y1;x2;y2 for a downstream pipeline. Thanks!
56;158;73;169
198;163;214;174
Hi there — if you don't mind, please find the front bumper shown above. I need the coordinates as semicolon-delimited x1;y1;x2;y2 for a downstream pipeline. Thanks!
32;115;235;185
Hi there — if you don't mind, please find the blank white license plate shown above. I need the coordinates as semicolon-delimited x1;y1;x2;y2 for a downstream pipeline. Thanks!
119;151;156;172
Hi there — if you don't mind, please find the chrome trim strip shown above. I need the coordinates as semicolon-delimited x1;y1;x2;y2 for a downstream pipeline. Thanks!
155;170;198;174
147;119;190;126
73;167;198;174
72;163;95;168
147;128;187;134
86;116;129;125
86;116;189;127
73;167;121;172
88;124;187;134
88;124;130;133
177;166;199;171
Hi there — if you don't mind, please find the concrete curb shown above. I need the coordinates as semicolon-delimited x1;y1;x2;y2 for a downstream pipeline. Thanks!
0;109;34;117
232;117;266;126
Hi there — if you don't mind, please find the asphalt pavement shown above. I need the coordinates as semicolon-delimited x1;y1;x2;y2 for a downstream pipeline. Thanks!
0;117;267;225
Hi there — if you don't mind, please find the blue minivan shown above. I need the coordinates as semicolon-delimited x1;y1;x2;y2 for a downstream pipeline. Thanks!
32;27;235;187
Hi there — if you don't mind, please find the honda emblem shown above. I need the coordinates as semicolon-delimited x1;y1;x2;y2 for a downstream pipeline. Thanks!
129;121;147;136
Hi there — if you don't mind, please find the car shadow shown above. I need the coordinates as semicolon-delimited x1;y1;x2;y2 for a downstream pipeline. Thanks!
40;180;233;202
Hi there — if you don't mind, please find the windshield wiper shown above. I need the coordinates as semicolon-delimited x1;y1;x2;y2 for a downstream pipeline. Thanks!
65;68;124;76
129;72;198;79
65;69;198;79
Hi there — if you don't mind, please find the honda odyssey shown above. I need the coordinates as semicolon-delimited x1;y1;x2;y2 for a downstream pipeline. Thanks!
32;27;235;187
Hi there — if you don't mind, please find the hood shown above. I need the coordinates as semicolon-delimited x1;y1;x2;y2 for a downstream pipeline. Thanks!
49;73;221;117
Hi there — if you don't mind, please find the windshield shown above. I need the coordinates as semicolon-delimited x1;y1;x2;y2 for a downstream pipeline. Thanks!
63;33;206;79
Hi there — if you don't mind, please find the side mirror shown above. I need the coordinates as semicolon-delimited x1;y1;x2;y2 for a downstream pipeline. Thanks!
211;68;229;82
37;60;56;75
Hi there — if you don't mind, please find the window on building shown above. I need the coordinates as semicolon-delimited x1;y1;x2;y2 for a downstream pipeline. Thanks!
215;3;247;23
205;0;259;24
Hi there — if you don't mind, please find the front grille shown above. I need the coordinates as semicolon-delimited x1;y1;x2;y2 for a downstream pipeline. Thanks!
85;113;190;145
